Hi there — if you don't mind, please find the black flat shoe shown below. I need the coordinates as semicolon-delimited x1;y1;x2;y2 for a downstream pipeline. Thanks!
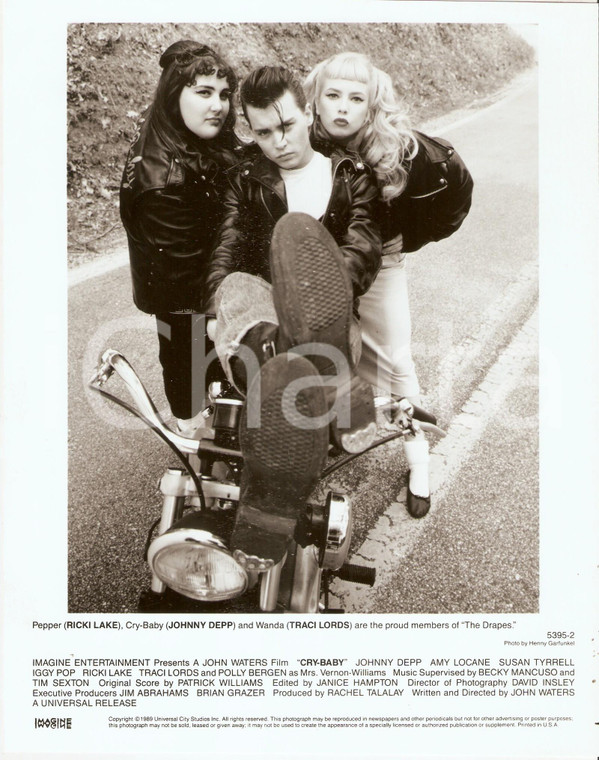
411;404;437;426
406;482;431;519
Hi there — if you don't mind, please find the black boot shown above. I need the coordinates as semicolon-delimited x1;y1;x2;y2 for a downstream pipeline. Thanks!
229;321;278;392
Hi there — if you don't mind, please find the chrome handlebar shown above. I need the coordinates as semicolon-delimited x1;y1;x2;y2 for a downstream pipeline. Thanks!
374;396;446;438
89;349;202;456
89;349;445;459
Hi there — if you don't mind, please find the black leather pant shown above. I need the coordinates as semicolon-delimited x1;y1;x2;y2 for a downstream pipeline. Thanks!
155;312;223;419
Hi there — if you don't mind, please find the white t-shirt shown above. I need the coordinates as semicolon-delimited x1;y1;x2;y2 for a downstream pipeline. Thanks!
279;151;333;220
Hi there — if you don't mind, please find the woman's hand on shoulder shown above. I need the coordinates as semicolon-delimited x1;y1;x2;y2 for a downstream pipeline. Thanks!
206;318;217;342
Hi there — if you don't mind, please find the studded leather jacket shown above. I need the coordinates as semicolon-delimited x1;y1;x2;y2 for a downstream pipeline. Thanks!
120;115;243;314
204;149;382;311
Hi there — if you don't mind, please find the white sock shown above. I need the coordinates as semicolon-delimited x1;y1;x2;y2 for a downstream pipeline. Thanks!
403;433;430;497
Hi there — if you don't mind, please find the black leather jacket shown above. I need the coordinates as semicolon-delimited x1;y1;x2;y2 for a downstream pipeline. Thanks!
376;131;473;252
120;115;242;314
311;130;473;253
204;149;382;310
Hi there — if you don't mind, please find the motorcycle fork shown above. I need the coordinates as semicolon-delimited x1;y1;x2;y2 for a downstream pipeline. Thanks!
259;557;286;611
150;468;188;594
270;543;322;613
289;544;322;613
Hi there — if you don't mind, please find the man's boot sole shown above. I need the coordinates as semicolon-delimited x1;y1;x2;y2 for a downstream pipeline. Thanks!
270;213;376;452
270;212;353;367
231;353;329;564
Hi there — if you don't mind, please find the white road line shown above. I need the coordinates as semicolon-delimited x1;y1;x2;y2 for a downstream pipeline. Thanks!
68;246;129;287
330;306;538;612
431;259;538;413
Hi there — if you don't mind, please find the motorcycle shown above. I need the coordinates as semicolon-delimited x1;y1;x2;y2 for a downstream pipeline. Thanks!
89;348;443;614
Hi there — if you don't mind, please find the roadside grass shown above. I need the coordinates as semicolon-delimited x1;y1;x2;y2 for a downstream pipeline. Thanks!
68;22;534;266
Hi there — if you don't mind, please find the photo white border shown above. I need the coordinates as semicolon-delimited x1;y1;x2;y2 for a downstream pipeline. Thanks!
2;1;598;757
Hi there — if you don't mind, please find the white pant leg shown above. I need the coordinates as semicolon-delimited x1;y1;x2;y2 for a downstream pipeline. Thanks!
213;271;362;391
213;273;278;390
357;255;420;399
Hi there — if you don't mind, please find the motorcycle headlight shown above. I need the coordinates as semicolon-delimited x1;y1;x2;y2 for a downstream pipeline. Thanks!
148;522;248;602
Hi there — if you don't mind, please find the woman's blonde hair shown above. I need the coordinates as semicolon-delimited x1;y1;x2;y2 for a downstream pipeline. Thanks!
304;52;418;201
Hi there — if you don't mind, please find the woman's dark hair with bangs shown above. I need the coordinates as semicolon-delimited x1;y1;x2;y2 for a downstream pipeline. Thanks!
149;40;240;157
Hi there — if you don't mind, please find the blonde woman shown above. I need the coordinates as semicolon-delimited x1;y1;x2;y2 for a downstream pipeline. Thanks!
305;52;473;518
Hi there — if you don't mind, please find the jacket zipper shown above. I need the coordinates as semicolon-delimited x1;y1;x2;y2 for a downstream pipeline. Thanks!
410;186;447;200
322;157;352;224
251;154;354;223
251;178;287;223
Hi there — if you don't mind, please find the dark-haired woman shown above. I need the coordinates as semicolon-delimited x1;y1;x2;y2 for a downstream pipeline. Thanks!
120;40;244;432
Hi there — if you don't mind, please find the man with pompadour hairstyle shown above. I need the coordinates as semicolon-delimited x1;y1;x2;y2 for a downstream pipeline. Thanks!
203;65;382;564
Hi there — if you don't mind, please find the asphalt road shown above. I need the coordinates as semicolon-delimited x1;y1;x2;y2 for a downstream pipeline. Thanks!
68;71;538;614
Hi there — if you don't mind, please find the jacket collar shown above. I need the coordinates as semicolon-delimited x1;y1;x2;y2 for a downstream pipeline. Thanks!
412;130;451;163
128;116;225;193
179;148;220;181
246;146;360;190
